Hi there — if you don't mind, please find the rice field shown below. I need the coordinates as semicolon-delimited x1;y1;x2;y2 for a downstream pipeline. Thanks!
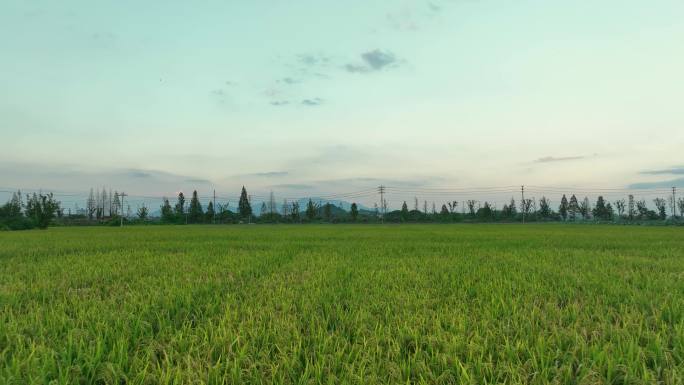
1;224;683;384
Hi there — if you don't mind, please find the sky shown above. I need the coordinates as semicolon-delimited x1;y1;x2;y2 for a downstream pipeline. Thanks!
1;0;683;208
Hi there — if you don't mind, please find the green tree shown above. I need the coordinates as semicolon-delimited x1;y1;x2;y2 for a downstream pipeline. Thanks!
305;199;318;220
401;201;409;221
592;196;611;221
478;202;493;220
538;197;552;219
440;204;449;216
568;195;579;221
188;190;204;223
137;205;149;220
238;186;252;220
324;203;332;221
161;198;174;223
350;202;359;221
291;201;300;221
25;192;60;229
653;198;667;220
559;194;568;221
175;192;186;216
206;201;215;223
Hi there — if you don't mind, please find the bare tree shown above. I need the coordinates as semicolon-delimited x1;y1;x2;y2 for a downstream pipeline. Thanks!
423;200;428;214
678;197;684;218
466;200;477;216
268;191;276;216
628;195;635;220
653;198;667;219
86;188;97;220
282;199;289;217
448;201;459;214
614;199;626;217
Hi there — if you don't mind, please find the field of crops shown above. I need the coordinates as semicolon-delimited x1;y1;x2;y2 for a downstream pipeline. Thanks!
1;225;683;384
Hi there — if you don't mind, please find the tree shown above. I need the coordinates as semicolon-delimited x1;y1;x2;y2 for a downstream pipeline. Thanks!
401;201;409;221
188;190;204;223
238;186;252;220
614;199;626;218
291;201;300;221
568;195;579;221
592;196;611;221
161;198;174;223
25;192;60;229
282;199;289;217
447;201;458;214
86;188;97;220
350;202;359;221
678;197;684;218
559;195;568;221
478;202;493;220
137;205;149;220
206;201;215;223
260;202;268;218
440;204;449;216
538;197;551;219
521;199;533;219
636;200;649;219
305;199;318;220
579;197;591;220
324;203;332;221
268;191;276;216
175;192;186;216
628;195;635;220
112;191;121;216
466;200;477;216
653;198;667;220
6;191;22;218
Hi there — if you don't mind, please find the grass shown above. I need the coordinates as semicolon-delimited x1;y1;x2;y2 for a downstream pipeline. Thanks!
0;224;683;384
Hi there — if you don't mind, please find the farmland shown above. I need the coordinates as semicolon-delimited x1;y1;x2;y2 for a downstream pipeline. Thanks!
1;225;683;384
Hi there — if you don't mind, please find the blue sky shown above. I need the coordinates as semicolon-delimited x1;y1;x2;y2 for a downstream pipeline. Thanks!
2;0;683;206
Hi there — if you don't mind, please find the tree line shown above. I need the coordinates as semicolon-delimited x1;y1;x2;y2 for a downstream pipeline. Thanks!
0;191;61;230
2;187;684;230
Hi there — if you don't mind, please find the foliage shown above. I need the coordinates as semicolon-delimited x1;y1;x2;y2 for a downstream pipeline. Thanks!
350;203;358;221
238;186;252;220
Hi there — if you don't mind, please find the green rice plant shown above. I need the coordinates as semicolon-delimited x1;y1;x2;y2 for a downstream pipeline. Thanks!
0;225;683;384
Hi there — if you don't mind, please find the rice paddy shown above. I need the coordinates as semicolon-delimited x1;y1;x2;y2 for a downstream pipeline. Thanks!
1;224;683;384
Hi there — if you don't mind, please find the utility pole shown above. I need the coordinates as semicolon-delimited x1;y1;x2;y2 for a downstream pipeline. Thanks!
521;185;525;224
120;192;127;227
673;187;677;218
213;189;216;224
378;185;385;223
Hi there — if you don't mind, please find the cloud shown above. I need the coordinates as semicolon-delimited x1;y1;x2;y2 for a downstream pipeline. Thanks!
278;77;300;85
628;178;684;189
127;170;153;178
533;155;586;163
640;166;684;175
344;64;371;74
297;54;332;67
270;101;290;106
185;178;211;184
247;171;289;178
345;50;400;74
0;163;213;196
301;98;323;106
428;2;442;12
271;183;315;190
